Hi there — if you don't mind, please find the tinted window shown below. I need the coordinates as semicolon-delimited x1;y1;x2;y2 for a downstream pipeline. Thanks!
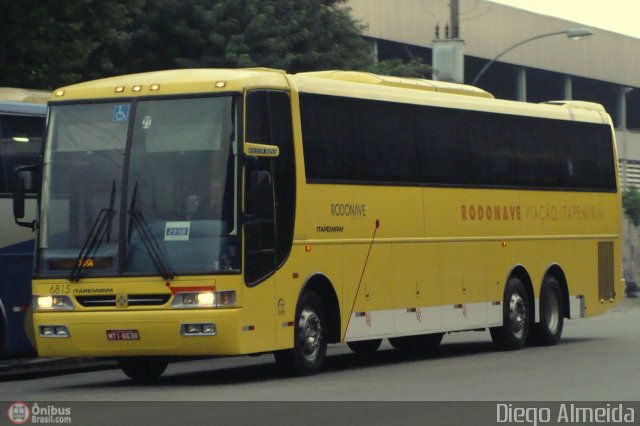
300;93;616;192
0;114;45;194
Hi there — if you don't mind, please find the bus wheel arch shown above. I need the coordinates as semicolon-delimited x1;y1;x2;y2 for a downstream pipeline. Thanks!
298;273;341;344
490;266;534;350
274;273;340;375
543;265;569;319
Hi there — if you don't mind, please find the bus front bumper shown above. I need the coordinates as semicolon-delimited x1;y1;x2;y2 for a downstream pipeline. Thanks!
33;308;244;357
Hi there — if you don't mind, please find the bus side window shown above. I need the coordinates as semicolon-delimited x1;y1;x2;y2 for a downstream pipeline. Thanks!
0;114;44;194
244;90;295;286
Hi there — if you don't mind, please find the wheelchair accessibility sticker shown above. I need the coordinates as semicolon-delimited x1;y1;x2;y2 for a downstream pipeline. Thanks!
112;104;130;122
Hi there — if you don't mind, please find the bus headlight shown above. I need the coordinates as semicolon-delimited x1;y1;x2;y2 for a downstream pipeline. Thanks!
33;295;75;311
171;290;236;309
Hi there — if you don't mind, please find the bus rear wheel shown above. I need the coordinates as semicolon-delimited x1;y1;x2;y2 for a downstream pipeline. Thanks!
274;291;327;376
119;357;168;382
531;277;564;346
347;339;382;355
490;276;530;350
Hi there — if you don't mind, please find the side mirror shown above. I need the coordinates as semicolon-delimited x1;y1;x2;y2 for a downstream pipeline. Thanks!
13;166;38;230
13;175;26;220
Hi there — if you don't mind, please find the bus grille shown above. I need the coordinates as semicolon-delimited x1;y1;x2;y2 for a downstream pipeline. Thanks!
75;294;171;307
598;241;615;301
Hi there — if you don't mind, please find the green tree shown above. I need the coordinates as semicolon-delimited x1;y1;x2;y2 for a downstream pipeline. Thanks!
623;186;640;226
2;0;430;89
0;0;139;89
107;0;430;77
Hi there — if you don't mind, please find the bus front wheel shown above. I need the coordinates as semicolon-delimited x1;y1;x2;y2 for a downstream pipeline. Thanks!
274;291;327;376
119;357;168;382
490;276;530;350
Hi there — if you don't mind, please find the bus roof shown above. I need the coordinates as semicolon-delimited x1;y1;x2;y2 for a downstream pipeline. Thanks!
49;68;610;125
0;87;50;104
0;101;47;116
296;70;494;98
50;68;290;100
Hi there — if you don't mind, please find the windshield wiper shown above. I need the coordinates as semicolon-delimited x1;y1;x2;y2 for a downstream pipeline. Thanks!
127;183;175;280
69;180;116;282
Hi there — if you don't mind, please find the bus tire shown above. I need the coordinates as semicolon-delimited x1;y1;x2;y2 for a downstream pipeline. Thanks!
531;277;564;346
347;339;382;355
490;276;530;350
119;357;168;382
274;291;327;376
389;333;443;356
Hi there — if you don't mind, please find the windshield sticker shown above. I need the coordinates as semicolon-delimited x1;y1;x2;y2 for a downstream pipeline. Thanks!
112;105;130;122
142;115;152;129
164;221;191;241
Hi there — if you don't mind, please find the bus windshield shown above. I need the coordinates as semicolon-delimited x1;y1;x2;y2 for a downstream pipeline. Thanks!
37;96;239;279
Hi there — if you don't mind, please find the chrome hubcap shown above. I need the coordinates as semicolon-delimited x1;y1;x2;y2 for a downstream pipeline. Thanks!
509;293;526;338
298;307;322;360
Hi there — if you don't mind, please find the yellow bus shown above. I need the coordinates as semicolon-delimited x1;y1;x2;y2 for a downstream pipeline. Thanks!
18;69;623;381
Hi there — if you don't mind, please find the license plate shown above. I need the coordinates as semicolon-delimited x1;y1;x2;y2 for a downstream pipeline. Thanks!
106;329;140;341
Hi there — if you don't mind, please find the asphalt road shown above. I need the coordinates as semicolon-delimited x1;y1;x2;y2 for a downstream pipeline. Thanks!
2;297;639;402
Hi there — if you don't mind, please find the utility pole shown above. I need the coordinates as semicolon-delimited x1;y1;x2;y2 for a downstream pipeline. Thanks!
451;0;459;39
432;0;465;83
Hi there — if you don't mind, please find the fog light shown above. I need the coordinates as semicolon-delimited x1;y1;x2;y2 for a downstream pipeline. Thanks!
181;323;216;336
201;324;216;334
40;325;69;338
55;326;69;337
187;324;201;334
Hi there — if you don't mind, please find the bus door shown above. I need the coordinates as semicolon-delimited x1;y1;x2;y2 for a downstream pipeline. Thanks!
243;90;295;352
